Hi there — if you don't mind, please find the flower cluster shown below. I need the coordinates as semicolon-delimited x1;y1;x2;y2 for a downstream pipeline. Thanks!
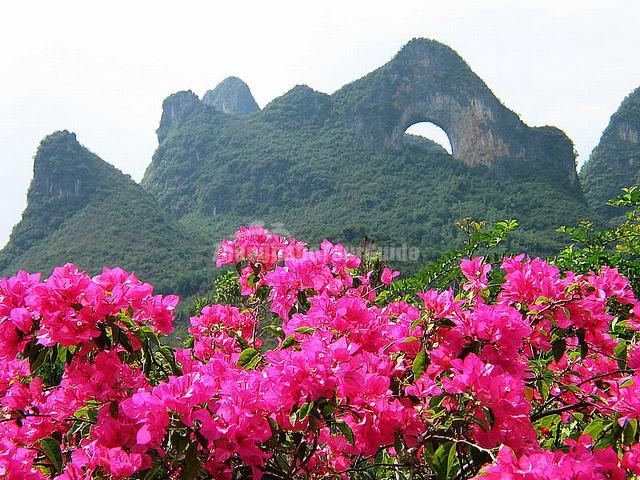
0;265;178;479
3;227;640;479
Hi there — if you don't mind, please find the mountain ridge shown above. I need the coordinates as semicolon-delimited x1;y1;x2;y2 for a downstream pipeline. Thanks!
141;38;593;264
330;38;579;186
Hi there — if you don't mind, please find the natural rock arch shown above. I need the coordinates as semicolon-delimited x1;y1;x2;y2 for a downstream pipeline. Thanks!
332;38;579;185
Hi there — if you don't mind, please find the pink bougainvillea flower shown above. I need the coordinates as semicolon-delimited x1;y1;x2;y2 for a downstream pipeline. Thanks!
460;256;491;291
381;267;400;285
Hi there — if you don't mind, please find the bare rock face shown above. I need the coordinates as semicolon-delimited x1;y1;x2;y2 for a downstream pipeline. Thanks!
156;90;201;143
30;131;101;202
580;86;640;216
202;76;260;116
332;38;578;185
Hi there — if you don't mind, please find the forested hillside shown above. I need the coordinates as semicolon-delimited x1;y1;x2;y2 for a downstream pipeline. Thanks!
0;131;211;295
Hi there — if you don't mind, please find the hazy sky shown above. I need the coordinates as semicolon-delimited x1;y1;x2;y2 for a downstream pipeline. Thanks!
1;0;639;248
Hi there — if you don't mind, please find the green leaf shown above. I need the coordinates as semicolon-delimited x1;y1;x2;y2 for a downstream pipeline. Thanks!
29;345;48;374
142;326;160;346
159;346;182;375
320;399;337;418
281;335;298;349
111;323;122;346
564;384;581;393
576;328;588;358
551;338;566;362
298;401;313;420
263;325;286;340
409;317;423;331
402;336;420;343
236;348;261;369
535;413;560;429
38;437;63;473
446;442;458;479
536;379;550;401
615;340;628;370
182;441;201;480
335;420;355;444
624;418;638;446
295;326;316;335
244;353;262;370
56;346;67;363
535;296;552;305
431;442;458;480
94;324;111;350
289;408;299;426
583;419;606;439
117;312;136;328
119;331;134;354
412;350;428;380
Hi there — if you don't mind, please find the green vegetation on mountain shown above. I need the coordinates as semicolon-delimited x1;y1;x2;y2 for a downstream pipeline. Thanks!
142;39;593;267
0;131;211;295
581;86;640;218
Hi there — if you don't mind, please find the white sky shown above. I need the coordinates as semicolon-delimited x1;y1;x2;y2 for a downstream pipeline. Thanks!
1;0;639;248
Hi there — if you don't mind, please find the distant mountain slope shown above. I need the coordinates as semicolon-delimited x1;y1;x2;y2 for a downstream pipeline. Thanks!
0;131;211;294
580;86;640;217
142;38;592;263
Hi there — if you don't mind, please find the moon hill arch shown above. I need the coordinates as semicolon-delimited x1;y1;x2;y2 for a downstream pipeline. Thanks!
330;39;578;186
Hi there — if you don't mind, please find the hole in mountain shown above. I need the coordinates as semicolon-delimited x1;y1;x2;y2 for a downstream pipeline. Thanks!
404;122;453;155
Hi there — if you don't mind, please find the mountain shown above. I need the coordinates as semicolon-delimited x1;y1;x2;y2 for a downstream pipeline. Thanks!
0;131;211;294
580;86;640;217
202;76;260;116
142;38;591;263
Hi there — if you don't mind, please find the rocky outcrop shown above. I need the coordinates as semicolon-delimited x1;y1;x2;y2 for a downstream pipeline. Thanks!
22;130;109;237
202;76;260;116
156;90;202;143
580;86;640;216
31;131;93;200
332;38;579;186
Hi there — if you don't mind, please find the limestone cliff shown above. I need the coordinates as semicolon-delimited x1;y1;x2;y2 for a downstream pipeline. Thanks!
202;76;260;116
580;86;640;216
157;90;202;143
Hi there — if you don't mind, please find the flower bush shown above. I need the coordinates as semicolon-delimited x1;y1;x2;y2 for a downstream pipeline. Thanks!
2;224;640;478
